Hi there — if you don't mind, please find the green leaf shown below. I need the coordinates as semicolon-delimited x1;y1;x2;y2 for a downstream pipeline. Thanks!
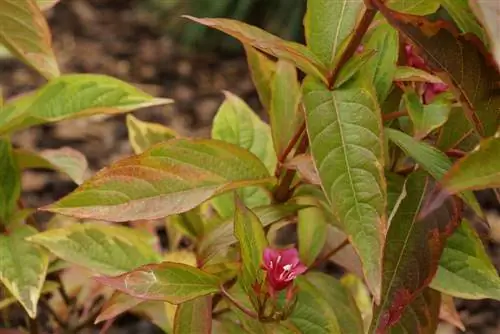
341;274;373;329
126;114;177;154
234;199;268;297
43;139;274;222
387;288;441;334
0;280;58;311
0;0;59;79
386;0;440;15
370;171;461;333
244;45;276;111
270;60;302;158
386;172;406;220
36;0;59;10
297;197;327;267
470;0;500;67
211;91;275;218
0;226;48;318
305;272;364;334
173;296;212;334
290;276;341;334
385;128;483;216
27;223;161;276
431;220;500;300
303;76;386;301
443;136;500;193
183;16;327;83
14;147;88;185
0;74;172;135
382;11;500;137
198;203;307;265
436;107;474;151
440;0;488;44
393;66;444;84
304;0;364;69
0;138;20;225
95;262;220;304
167;207;206;240
335;49;376;89
360;23;399;102
403;89;452;139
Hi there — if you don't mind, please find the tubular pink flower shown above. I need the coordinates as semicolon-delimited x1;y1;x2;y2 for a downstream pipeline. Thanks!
262;247;307;293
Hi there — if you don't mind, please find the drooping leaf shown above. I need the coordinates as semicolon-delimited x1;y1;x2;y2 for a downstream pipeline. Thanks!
0;226;48;318
270;60;302;158
386;0;441;15
95;291;144;324
385;128;482;216
387;288;441;334
431;220;500;300
304;0;364;69
370;171;461;333
360;23;399;102
439;294;465;331
27;223;161;276
442;136;500;193
403;89;452;139
0;0;59;79
244;45;276;111
95;262;220;304
289;276;341;334
234;199;268;297
0;74;172;135
43;139;274;222
335;49;377;89
436;107;475;151
378;8;500;137
126;114;177;154
0;138;20;225
469;0;500;67
440;0;488;44
198;203;307;264
14;147;88;185
393;66;444;84
211;91;275;218
173;296;212;334
305;272;364;334
297;197;327;266
183;16;327;82
303;75;386;301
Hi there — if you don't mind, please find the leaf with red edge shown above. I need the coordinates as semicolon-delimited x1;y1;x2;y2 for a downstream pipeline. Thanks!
95;291;143;324
95;262;221;304
440;0;488;44
370;171;462;333
173;296;212;334
375;6;500;137
183;16;327;83
436;107;475;151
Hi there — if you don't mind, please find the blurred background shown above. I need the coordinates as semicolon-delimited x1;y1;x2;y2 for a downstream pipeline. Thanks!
0;0;498;333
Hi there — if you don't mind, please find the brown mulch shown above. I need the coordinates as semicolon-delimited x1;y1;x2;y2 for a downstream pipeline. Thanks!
0;0;499;333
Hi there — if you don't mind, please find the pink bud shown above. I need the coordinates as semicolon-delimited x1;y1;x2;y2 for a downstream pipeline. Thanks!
405;44;427;70
262;247;307;293
423;82;449;104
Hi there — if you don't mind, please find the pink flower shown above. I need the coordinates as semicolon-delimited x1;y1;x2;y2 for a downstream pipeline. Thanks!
262;247;307;293
423;82;449;104
405;44;427;70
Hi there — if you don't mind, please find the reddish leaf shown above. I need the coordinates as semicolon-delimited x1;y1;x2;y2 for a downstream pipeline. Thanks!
439;294;465;331
375;3;500;137
95;291;143;324
370;171;462;333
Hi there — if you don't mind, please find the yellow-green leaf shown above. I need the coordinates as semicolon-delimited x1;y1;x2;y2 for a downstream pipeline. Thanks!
244;45;276;111
0;0;59;78
297;197;327;267
126;114;178;154
0;226;48;318
387;0;441;15
0;138;20;225
27;223;161;276
303;75;386;301
0;74;172;135
440;0;488;44
43;139;274;222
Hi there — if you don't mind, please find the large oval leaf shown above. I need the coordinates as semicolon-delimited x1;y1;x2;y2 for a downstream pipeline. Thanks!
27;223;160;276
303;76;386;301
431;220;500;300
0;74;172;135
43;139;274;222
0;226;48;318
0;0;59;78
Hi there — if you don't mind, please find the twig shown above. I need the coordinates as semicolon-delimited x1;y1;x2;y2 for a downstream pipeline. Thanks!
73;297;105;332
327;1;378;88
39;298;69;330
54;275;72;307
28;316;40;334
277;121;306;164
307;238;350;272
383;110;408;121
445;149;466;159
219;284;259;319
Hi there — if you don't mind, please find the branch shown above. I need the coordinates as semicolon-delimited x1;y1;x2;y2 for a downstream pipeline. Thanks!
328;1;378;88
445;149;466;159
383;110;408;121
307;238;350;272
278;120;306;164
